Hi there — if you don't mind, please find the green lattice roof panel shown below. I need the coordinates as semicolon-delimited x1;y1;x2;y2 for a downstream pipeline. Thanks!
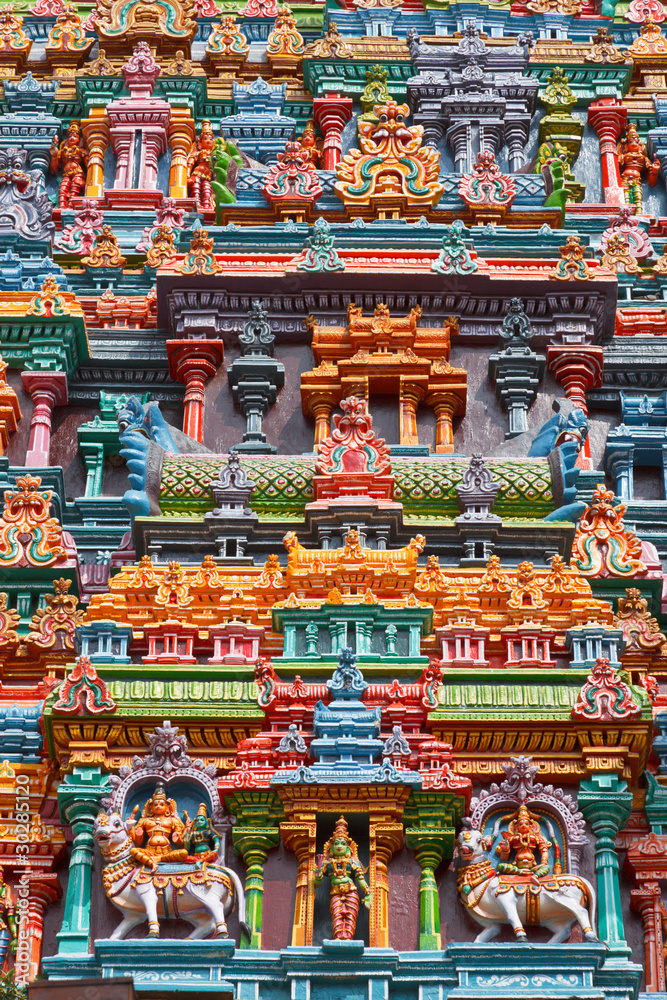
160;456;554;519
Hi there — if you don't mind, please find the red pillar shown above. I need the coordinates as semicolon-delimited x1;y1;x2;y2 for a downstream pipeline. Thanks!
166;340;224;443
547;346;604;470
313;94;354;171
588;98;627;207
20;371;68;468
631;883;665;993
27;874;61;981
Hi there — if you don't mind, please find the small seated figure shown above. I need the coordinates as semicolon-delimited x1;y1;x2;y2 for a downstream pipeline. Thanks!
184;802;220;867
50;120;88;209
127;782;188;873
313;815;371;940
495;804;552;878
187;119;216;211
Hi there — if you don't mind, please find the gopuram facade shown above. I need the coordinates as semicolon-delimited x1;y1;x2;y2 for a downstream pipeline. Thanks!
2;1;667;999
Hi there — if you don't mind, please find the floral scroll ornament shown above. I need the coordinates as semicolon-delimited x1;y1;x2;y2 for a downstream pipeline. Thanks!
266;6;304;63
52;654;117;715
295;217;345;272
571;657;642;722
26;578;83;653
82;226;127;269
599;234;642;275
56;198;105;255
458;150;517;223
144;225;178;269
335;100;444;216
316;396;391;478
177;229;222;275
550;235;592;281
0;477;67;567
27;277;70;318
262;141;323;213
432;219;479;275
571;484;646;577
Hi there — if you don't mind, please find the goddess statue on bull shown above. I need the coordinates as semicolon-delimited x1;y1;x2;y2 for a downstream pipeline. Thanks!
456;803;597;943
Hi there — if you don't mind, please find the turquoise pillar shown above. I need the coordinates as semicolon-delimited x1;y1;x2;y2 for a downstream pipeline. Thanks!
578;772;632;958
56;765;109;955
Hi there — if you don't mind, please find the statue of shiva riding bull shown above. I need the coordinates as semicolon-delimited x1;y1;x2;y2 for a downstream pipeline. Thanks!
94;783;249;941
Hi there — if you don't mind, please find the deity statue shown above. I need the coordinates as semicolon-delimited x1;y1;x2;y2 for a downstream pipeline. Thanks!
617;123;660;211
49;120;88;209
184;802;220;866
313;815;371;941
0;868;16;969
187;119;216;211
297;120;322;168
127;781;189;872
495;803;553;877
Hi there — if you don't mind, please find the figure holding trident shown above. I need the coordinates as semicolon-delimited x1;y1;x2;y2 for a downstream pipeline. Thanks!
313;815;371;940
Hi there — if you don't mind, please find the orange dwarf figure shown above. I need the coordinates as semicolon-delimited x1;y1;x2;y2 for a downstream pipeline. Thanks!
617;123;660;211
186;119;216;210
50;120;88;208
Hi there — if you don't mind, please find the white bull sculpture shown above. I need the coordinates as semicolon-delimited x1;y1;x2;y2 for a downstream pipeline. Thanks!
94;811;249;941
456;828;597;944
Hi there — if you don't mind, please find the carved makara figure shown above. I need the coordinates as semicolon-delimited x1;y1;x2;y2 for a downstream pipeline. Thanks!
50;120;88;208
313;815;371;940
456;827;597;943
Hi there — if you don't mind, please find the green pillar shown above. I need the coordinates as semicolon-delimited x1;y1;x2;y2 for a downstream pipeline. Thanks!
578;771;633;957
404;791;466;951
80;443;105;497
233;827;281;949
56;765;109;955
226;789;283;950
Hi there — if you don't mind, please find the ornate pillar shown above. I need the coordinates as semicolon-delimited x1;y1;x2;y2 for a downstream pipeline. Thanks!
578;771;633;957
21;371;68;468
166;340;224;443
80;442;105;497
546;346;604;414
546;346;603;470
399;382;420;447
310;397;335;446
81;114;110;199
313;95;353;171
56;763;109;954
280;819;317;946
404;791;466;950
605;443;635;501
233;827;282;949
27;873;61;980
369;815;403;948
168;110;195;200
428;394;457;453
224;788;283;950
631;883;664;992
588;98;627;207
